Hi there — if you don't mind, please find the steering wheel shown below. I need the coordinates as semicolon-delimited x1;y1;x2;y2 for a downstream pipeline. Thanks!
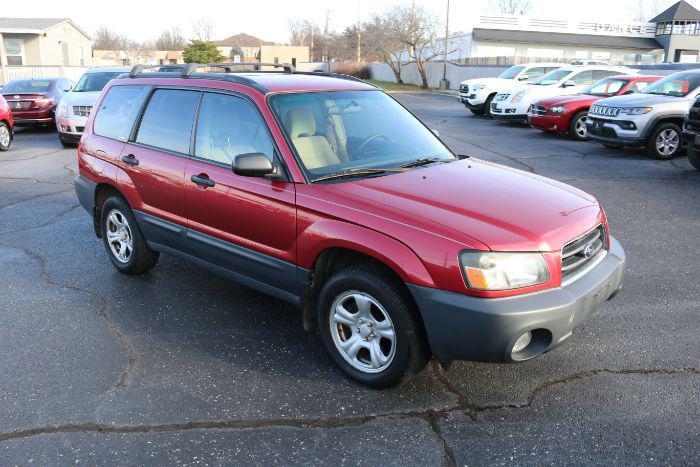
354;134;388;157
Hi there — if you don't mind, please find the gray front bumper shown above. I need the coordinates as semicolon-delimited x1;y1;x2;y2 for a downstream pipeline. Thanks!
408;237;626;363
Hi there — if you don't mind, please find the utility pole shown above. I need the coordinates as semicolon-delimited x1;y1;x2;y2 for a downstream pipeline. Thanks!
356;6;362;63
323;9;331;65
439;0;451;90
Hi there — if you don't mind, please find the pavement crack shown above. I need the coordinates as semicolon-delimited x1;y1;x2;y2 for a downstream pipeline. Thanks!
0;187;74;211
0;203;80;235
0;175;71;185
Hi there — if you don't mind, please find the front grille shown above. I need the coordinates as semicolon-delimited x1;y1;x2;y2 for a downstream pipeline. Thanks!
460;84;469;93
586;117;618;138
73;105;92;117
561;225;607;282
495;93;510;102
590;105;621;117
528;105;547;116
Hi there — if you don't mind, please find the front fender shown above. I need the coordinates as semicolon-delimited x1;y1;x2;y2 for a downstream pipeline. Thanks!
297;219;436;288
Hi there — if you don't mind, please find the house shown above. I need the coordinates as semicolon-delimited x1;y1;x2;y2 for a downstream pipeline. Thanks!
93;49;184;66
216;33;310;68
0;17;92;67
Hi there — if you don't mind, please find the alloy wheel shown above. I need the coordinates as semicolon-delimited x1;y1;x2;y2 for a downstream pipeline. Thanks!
575;115;587;138
105;209;134;263
0;125;10;149
329;290;396;373
656;129;679;156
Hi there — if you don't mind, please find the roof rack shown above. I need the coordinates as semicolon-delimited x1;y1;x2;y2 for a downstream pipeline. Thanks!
182;62;295;76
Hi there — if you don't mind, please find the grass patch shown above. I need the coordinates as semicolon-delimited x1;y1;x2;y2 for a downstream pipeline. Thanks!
365;79;426;92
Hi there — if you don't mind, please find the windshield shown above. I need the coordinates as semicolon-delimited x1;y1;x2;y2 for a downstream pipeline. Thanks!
73;72;124;92
583;78;629;97
269;90;454;181
532;69;571;86
498;65;525;79
2;79;51;93
642;72;700;97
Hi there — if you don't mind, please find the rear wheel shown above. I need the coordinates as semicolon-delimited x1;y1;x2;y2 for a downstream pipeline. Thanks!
646;123;682;160
0;122;11;151
317;264;429;387
100;196;159;274
688;146;700;170
568;111;588;140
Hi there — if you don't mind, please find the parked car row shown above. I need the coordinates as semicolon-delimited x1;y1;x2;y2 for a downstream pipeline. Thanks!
459;64;700;168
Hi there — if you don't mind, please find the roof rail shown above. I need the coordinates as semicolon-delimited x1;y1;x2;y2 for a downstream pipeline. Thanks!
128;64;176;78
182;62;295;76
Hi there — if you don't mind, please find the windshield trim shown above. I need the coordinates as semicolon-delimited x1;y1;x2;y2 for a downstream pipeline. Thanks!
266;89;457;184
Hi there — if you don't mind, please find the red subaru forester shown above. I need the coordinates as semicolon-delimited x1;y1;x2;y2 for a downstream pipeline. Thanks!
75;64;625;387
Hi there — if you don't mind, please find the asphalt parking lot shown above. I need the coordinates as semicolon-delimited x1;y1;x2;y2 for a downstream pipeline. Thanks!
1;92;698;465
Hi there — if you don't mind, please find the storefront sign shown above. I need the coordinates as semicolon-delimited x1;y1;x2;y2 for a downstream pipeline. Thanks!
596;23;644;34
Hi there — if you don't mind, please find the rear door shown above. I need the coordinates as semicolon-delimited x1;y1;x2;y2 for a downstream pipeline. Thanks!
119;88;201;249
184;91;298;296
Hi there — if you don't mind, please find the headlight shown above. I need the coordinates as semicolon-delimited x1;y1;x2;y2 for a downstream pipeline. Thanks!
57;101;68;117
549;106;565;114
471;84;487;91
620;107;652;115
511;90;528;103
460;251;550;291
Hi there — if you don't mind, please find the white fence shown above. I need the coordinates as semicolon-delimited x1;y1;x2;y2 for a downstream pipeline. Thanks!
0;66;90;86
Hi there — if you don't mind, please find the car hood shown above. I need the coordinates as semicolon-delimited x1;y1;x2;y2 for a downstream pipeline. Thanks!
534;94;598;107
595;93;688;107
309;159;602;252
60;91;101;106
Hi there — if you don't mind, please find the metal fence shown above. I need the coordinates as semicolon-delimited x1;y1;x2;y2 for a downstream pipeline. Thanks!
0;66;90;86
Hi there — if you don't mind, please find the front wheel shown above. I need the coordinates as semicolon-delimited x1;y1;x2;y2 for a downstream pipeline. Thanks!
469;107;484;116
0;121;11;151
646;123;682;160
568;111;588;140
317;264;429;387
688;146;700;170
484;94;495;119
100;196;159;274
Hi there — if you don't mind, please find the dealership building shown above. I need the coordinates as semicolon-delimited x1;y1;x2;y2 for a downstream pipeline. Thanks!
443;0;700;64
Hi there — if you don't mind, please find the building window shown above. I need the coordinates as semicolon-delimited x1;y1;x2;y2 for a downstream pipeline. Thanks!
656;22;666;35
3;38;24;65
526;48;564;59
273;57;279;64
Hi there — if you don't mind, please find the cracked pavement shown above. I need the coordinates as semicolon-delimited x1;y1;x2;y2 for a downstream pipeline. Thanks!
0;94;698;465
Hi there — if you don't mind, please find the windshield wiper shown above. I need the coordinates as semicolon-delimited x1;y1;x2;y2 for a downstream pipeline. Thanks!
312;167;408;183
398;157;454;169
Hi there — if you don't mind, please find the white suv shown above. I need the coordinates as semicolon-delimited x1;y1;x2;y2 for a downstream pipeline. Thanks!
458;63;562;117
587;70;700;159
490;66;634;122
56;67;131;147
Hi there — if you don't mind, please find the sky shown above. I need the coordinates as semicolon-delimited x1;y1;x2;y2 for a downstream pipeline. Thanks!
3;0;688;44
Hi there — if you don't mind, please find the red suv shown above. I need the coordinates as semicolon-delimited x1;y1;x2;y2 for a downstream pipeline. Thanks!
75;64;626;387
528;75;660;140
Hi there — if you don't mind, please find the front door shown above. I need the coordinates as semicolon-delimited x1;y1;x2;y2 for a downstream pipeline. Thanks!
184;92;298;295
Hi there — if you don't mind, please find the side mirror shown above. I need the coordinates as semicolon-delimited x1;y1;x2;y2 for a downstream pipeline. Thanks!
562;80;576;87
431;129;440;137
518;74;529;81
232;153;277;178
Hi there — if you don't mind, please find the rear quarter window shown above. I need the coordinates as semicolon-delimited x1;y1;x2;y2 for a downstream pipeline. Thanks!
93;85;148;141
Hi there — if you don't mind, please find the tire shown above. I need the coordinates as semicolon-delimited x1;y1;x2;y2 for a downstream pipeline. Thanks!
689;146;700;170
0;121;11;151
484;93;495;119
59;134;76;148
568;111;588;141
317;264;430;387
646;123;682;160
602;143;623;149
99;196;159;274
469;107;485;116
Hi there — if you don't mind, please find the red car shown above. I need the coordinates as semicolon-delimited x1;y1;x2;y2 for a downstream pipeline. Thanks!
0;94;13;151
74;64;625;387
1;77;73;127
528;75;661;140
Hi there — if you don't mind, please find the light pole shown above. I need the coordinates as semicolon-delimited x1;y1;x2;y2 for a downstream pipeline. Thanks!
439;0;450;90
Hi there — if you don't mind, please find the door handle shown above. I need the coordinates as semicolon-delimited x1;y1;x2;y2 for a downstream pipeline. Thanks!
121;154;139;166
191;174;215;187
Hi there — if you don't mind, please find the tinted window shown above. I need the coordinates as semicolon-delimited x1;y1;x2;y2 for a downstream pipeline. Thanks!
3;79;51;93
93;85;146;141
73;72;125;92
195;92;274;165
136;89;200;154
570;70;594;85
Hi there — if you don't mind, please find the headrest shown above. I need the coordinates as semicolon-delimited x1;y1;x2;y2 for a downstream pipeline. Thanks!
285;108;316;138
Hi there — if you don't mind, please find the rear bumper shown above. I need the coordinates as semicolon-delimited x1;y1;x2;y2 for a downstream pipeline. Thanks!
408;237;625;363
74;175;97;214
11;109;54;125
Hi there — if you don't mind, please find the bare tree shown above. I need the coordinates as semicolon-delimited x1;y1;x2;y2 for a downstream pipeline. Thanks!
629;0;677;21
93;26;127;51
155;27;185;50
288;18;321;61
191;18;214;41
488;0;532;15
364;12;406;83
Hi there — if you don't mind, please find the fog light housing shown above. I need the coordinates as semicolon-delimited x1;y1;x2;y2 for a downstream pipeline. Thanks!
512;331;532;353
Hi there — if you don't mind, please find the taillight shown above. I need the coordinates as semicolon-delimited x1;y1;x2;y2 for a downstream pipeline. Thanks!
32;98;54;108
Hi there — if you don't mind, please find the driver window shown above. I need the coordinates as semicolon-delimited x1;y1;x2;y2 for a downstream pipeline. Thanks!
194;93;274;165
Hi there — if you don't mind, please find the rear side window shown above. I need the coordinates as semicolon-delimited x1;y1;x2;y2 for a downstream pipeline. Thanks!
93;85;147;141
136;89;200;154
